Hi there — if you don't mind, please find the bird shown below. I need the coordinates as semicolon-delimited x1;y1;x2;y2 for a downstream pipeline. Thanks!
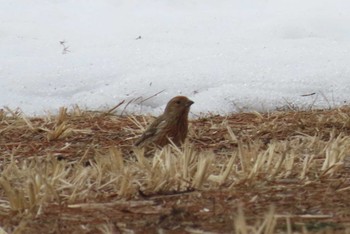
134;96;194;148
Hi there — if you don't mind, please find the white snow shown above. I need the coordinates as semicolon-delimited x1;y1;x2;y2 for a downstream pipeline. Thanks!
1;0;350;116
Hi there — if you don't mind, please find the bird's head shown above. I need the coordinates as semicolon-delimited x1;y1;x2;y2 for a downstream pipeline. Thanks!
163;96;194;117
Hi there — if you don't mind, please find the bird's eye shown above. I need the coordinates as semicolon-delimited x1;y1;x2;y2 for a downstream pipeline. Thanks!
175;100;181;104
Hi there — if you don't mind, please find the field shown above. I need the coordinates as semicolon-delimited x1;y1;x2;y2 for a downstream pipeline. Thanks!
1;106;350;233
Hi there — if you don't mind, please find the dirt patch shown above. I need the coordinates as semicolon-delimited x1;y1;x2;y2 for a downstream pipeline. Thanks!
1;106;350;233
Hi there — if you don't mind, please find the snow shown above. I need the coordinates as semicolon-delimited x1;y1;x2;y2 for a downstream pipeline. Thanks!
1;0;350;116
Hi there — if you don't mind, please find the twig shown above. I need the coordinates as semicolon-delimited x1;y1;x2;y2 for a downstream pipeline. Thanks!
121;97;141;116
59;40;71;54
138;90;166;105
301;92;316;97
120;90;166;115
101;100;125;116
319;91;332;109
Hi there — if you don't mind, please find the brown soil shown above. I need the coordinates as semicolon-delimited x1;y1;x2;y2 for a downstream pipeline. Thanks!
1;107;350;233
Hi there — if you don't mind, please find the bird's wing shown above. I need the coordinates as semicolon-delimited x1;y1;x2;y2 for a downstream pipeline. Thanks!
134;118;167;147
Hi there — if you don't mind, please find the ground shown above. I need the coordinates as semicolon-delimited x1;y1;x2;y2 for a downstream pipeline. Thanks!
0;106;350;233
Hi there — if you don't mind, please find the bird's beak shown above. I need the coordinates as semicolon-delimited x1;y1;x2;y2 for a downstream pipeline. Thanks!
187;100;194;107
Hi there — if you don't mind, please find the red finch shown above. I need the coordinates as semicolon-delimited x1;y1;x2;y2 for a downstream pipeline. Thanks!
134;96;194;148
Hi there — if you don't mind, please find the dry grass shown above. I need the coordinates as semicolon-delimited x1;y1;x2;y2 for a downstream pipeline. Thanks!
1;106;350;233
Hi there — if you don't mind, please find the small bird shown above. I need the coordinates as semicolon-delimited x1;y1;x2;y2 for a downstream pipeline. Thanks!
134;96;194;148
